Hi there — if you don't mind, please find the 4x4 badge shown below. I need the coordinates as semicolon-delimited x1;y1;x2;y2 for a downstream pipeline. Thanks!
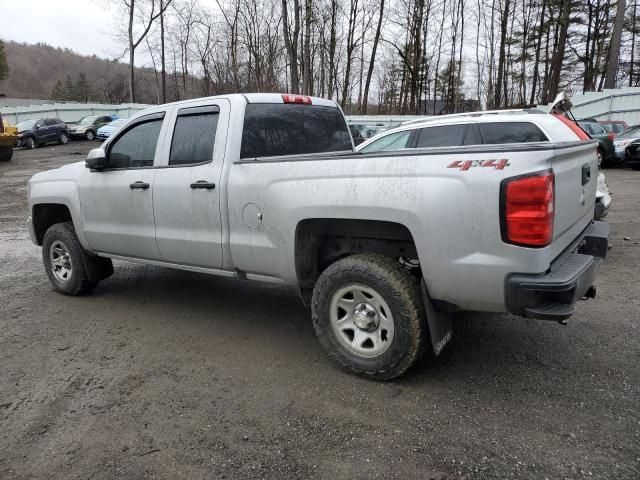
447;159;510;171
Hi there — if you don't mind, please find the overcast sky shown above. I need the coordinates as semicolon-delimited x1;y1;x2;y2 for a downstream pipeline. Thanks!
1;0;122;60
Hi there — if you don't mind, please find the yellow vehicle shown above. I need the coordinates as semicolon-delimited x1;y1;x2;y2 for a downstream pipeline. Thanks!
0;113;19;161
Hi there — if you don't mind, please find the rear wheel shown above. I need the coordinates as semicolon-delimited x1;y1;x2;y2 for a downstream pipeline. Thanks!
85;130;95;141
311;253;427;380
0;145;12;161
42;222;98;295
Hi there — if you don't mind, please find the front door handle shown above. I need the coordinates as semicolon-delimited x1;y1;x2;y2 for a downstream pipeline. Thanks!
130;181;150;190
190;180;216;190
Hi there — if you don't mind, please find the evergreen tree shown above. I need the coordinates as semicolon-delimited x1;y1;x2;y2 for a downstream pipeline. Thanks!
0;40;9;82
74;72;90;102
63;75;75;101
51;80;65;100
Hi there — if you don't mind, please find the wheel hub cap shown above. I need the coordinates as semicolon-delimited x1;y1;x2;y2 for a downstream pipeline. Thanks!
329;284;395;359
50;240;72;283
353;302;380;332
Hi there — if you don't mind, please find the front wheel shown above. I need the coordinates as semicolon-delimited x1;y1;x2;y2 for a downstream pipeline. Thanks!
58;132;69;145
311;253;427;380
85;130;95;141
24;137;36;149
42;222;97;295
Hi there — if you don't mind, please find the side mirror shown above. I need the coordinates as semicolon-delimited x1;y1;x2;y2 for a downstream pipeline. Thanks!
85;148;108;171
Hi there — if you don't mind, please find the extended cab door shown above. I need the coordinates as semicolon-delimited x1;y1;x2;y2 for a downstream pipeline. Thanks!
79;111;169;259
152;101;228;268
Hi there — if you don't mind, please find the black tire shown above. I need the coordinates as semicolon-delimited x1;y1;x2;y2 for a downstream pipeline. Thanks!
596;149;604;168
42;222;98;295
24;137;36;149
85;130;95;141
0;145;12;161
631;165;640;171
311;253;427;380
58;131;69;145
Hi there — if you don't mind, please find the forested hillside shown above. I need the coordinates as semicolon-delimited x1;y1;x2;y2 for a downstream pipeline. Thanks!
0;41;164;104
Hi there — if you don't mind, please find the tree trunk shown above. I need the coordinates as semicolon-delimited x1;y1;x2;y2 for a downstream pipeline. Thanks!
302;0;312;94
604;0;626;89
362;0;384;114
494;0;511;108
161;0;166;103
282;0;300;93
128;0;136;103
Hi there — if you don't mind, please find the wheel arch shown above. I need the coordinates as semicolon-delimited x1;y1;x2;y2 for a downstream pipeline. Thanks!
294;218;420;290
31;203;74;245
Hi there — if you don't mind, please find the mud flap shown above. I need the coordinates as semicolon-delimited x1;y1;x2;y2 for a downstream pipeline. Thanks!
421;280;453;356
80;249;114;282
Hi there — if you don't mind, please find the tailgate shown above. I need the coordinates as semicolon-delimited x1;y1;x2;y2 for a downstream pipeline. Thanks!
549;141;599;259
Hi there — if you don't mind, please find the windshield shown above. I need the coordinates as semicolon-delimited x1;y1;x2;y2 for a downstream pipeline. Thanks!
616;125;640;139
78;115;99;126
16;119;37;130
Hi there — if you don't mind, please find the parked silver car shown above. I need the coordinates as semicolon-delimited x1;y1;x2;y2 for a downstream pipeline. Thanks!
612;125;640;162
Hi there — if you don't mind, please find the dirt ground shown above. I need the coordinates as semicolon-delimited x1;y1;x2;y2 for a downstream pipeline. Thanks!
0;142;638;480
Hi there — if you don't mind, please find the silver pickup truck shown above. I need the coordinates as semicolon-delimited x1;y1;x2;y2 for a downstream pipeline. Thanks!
27;93;609;379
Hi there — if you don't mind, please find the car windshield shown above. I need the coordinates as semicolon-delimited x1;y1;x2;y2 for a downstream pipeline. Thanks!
78;115;100;125
16;119;37;130
616;125;640;139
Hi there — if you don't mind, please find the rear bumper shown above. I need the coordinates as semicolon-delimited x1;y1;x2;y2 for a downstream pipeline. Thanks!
505;221;609;321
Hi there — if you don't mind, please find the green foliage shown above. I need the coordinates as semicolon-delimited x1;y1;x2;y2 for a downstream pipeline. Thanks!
0;40;9;82
64;75;74;101
51;80;65;100
75;72;90;102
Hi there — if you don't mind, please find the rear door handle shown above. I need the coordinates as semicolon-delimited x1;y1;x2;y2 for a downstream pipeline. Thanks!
130;181;150;190
190;180;216;190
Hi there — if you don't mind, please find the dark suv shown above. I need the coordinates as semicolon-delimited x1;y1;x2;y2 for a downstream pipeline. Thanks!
15;118;69;149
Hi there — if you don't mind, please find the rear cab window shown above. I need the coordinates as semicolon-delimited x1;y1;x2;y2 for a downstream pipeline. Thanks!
240;102;352;159
478;122;548;144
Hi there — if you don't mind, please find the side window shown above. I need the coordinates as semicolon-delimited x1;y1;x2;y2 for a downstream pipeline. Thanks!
478;122;548;144
359;130;412;153
169;107;219;166
108;118;163;169
416;125;468;148
44;119;57;126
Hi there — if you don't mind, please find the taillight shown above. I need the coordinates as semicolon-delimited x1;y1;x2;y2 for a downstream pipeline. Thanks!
501;170;555;247
282;94;312;105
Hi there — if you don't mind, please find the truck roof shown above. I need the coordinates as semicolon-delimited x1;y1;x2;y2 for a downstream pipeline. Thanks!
160;93;339;109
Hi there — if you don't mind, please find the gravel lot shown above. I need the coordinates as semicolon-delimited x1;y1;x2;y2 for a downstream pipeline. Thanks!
1;142;639;480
